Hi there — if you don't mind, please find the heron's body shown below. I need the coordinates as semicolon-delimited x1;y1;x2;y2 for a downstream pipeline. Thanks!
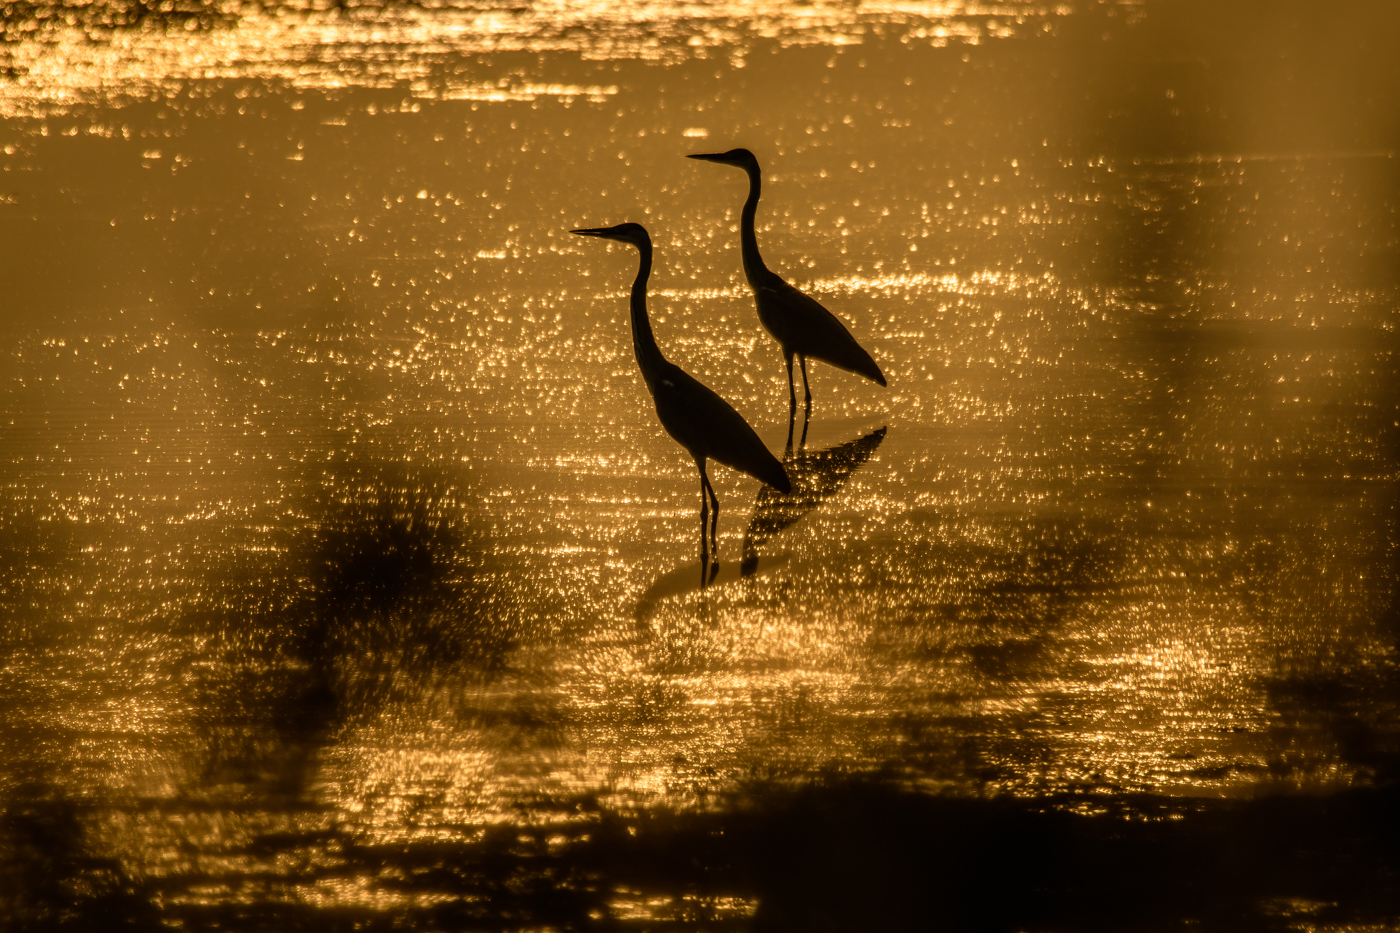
648;363;788;489
689;148;886;419
750;274;883;378
572;222;789;581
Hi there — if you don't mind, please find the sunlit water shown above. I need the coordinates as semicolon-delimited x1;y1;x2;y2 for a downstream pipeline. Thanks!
2;1;1398;928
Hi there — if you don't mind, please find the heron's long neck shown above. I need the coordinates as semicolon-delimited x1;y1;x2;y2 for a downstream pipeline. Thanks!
629;242;667;385
739;166;769;285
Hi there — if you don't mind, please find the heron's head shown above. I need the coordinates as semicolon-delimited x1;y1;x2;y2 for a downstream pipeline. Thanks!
570;222;650;248
686;148;759;172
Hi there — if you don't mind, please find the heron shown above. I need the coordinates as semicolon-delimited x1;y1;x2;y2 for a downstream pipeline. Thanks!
571;222;791;585
687;148;887;432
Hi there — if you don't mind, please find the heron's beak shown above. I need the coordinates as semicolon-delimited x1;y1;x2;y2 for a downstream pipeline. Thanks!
686;152;729;164
571;227;611;238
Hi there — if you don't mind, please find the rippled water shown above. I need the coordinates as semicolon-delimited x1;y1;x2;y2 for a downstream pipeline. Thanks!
2;1;1398;929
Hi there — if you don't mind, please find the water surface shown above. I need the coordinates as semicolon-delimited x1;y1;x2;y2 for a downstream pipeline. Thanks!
2;1;1398;928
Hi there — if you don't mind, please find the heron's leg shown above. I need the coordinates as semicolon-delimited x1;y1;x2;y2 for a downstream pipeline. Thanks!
702;467;720;578
784;351;797;416
799;402;811;452
800;354;813;412
697;461;710;587
783;352;798;456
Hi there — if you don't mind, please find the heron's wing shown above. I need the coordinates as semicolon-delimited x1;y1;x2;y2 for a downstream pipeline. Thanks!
652;365;790;493
757;278;886;385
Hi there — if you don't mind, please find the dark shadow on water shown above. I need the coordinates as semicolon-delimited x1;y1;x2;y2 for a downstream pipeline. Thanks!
0;505;84;658
735;778;1400;932
129;774;1400;932
2;757;1397;930
1261;545;1400;788
1;766;1394;931
861;510;1132;788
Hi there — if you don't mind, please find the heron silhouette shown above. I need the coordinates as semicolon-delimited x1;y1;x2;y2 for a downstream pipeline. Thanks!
687;148;887;432
571;222;791;586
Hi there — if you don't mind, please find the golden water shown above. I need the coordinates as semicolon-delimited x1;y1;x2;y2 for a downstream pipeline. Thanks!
1;0;1397;926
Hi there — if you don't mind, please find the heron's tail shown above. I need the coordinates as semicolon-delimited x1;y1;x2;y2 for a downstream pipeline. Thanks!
722;435;791;494
805;316;887;387
758;453;792;495
847;342;886;386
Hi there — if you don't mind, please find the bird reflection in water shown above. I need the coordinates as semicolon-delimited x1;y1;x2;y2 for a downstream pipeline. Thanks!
741;421;887;577
635;421;886;620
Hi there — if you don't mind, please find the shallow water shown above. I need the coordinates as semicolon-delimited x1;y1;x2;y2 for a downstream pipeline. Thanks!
1;1;1398;929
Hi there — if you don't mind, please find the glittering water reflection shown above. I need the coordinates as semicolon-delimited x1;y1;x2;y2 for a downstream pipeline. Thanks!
0;1;1086;118
2;0;1399;927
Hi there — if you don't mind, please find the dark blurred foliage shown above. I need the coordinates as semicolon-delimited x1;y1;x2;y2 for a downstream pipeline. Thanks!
189;462;523;794
297;465;514;685
0;778;159;933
